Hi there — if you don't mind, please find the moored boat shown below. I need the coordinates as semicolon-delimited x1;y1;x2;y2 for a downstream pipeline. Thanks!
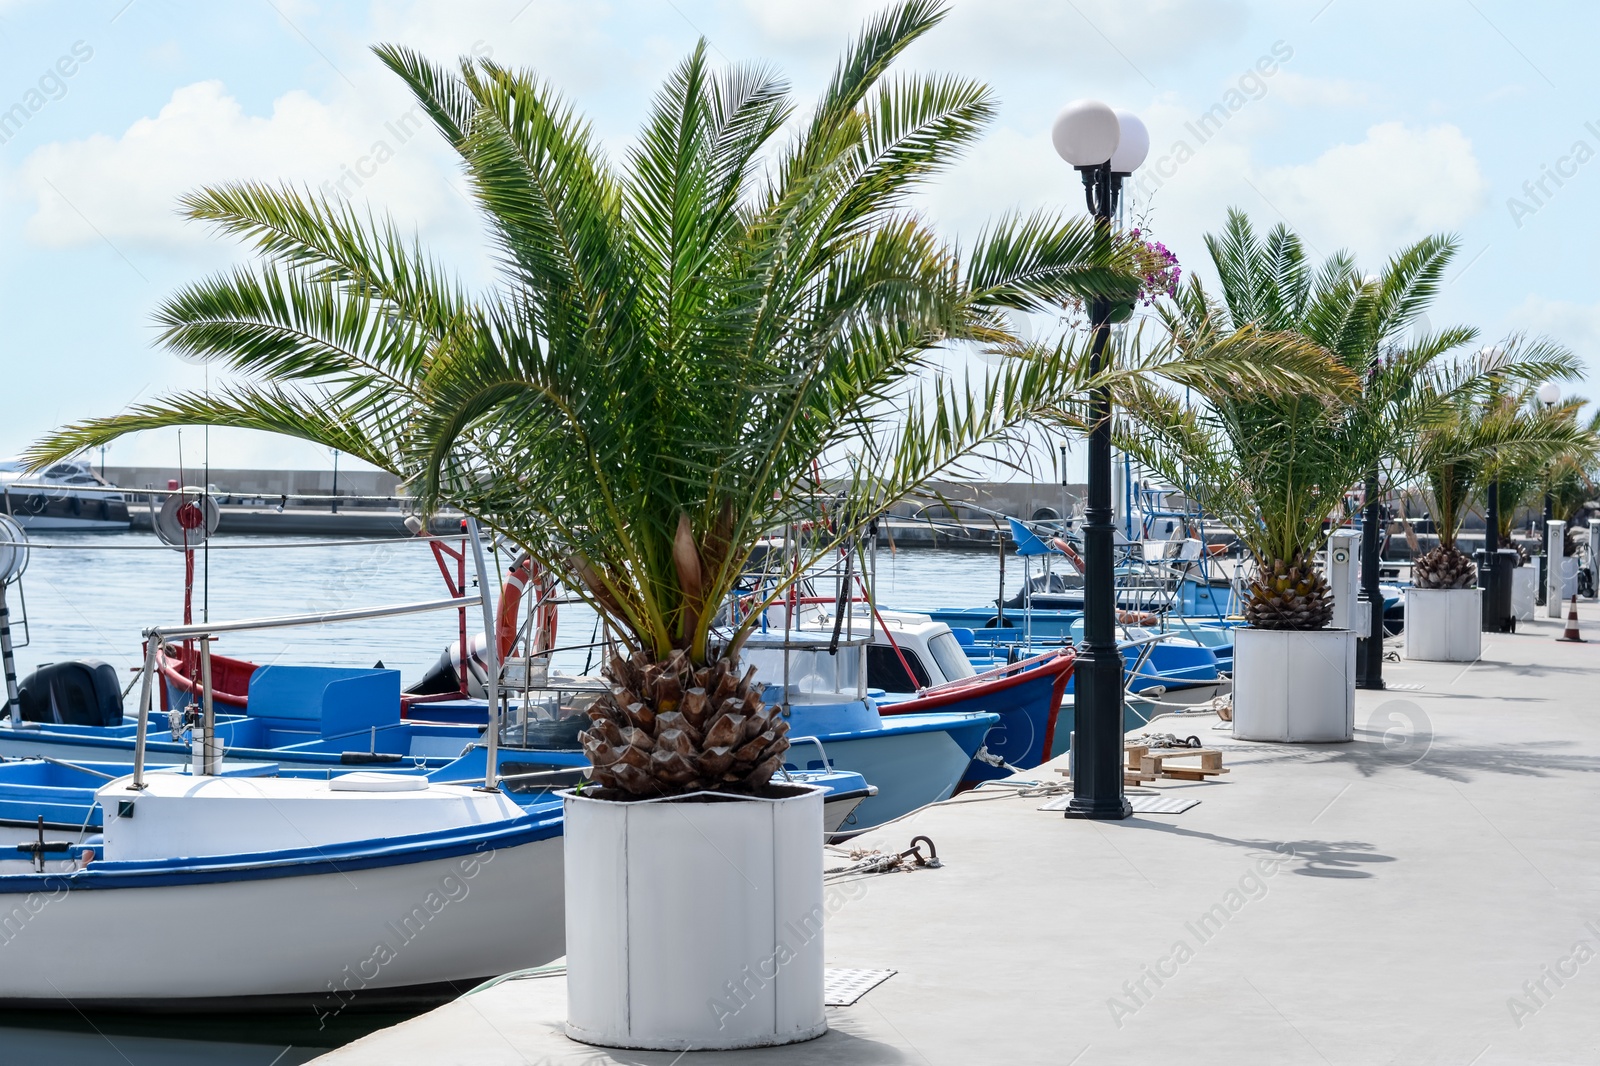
0;458;131;531
0;771;565;1011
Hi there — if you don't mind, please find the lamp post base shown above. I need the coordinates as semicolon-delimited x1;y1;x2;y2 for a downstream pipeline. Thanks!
1062;797;1134;820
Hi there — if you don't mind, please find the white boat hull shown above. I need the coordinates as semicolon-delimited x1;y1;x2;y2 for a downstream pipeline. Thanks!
0;830;563;1009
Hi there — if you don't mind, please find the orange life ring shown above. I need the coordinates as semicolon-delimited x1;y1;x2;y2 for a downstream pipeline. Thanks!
497;557;532;658
497;556;559;658
1051;537;1087;572
532;566;559;655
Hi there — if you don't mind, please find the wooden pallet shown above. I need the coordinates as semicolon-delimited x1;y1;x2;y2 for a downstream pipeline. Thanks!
1057;742;1229;786
1125;743;1229;782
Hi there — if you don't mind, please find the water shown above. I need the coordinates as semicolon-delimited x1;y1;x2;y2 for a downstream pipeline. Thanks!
0;530;1006;1063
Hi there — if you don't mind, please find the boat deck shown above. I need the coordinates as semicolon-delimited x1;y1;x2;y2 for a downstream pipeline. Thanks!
314;604;1600;1065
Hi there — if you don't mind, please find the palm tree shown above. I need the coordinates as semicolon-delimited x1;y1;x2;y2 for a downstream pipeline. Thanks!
1116;210;1568;628
29;2;1160;798
1407;343;1588;588
1543;406;1600;532
1483;390;1598;557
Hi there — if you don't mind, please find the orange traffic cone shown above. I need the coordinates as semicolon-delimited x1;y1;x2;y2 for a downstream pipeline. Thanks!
1558;595;1585;643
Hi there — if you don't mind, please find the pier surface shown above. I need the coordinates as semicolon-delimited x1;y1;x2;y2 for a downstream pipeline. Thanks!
316;606;1600;1065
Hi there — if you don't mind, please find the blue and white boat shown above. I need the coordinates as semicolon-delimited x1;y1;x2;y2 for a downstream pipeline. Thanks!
0;768;566;1010
409;635;996;834
733;632;997;826
772;607;1075;786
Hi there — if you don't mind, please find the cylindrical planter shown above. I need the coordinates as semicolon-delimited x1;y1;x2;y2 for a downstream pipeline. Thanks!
1404;587;1483;662
1231;627;1355;742
562;783;827;1052
1511;566;1537;621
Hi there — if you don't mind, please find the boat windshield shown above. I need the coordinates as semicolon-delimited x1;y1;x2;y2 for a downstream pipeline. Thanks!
741;644;864;702
927;631;976;682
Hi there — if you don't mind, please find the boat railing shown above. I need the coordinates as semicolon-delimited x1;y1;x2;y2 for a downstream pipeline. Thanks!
128;520;505;793
130;592;486;791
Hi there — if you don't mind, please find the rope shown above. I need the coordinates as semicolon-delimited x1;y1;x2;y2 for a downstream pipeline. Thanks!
824;835;941;879
1130;691;1234;713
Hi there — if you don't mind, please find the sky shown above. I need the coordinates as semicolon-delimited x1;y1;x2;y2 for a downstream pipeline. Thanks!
0;0;1596;482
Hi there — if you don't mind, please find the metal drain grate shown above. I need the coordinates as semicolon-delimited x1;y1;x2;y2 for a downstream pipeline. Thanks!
825;968;896;1006
1386;683;1425;691
1038;794;1200;814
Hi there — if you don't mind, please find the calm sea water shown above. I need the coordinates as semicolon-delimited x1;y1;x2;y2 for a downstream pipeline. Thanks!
0;530;1007;1064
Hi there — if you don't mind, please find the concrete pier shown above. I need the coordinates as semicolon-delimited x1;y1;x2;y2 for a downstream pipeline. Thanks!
314;604;1600;1065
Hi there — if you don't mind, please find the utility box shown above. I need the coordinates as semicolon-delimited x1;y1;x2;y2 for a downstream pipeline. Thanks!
1548;520;1566;616
1590;519;1600;600
1327;530;1366;636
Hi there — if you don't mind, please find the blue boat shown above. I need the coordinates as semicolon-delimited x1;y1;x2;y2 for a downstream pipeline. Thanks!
367;624;997;832
873;650;1075;786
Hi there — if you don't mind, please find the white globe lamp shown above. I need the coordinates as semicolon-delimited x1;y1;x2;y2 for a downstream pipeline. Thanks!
1109;110;1149;174
1052;100;1120;167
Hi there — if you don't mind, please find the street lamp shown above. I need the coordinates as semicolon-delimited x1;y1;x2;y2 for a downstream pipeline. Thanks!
1357;310;1384;689
1537;382;1562;606
1053;100;1146;821
1479;346;1512;633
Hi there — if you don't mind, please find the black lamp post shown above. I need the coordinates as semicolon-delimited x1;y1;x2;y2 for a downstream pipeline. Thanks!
1053;100;1147;821
1356;353;1384;689
330;448;341;515
1479;347;1512;633
1536;382;1561;607
1356;471;1385;688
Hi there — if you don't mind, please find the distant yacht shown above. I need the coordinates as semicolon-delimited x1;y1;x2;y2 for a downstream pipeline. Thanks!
0;457;131;531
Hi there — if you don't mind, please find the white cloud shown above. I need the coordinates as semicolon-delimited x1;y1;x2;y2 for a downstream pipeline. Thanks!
368;0;651;102
1505;296;1600;355
10;79;469;251
732;0;1248;79
1254;122;1488;261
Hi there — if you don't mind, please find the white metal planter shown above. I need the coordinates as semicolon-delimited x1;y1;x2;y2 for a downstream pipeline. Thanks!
1404;587;1483;662
562;783;827;1052
1231;627;1355;743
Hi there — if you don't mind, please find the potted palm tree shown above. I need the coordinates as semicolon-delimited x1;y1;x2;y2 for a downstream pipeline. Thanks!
28;2;1320;1052
1479;388;1593;619
1403;345;1585;660
1542;416;1593;598
1120;211;1489;741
